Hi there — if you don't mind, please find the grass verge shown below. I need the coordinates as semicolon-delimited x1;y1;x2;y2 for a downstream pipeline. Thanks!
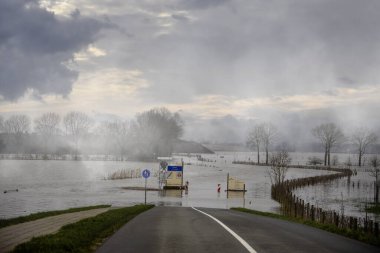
12;205;154;253
232;207;380;247
0;205;111;229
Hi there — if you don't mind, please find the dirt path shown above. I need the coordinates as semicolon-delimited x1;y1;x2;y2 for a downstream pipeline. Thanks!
0;207;110;253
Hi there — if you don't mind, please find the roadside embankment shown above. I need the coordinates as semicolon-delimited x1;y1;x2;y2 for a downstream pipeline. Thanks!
0;205;110;229
6;205;153;253
0;206;112;253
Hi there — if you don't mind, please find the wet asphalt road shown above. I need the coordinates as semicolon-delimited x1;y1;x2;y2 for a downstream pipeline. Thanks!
96;206;379;253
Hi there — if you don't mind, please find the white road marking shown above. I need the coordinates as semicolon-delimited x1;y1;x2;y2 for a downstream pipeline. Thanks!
191;207;258;253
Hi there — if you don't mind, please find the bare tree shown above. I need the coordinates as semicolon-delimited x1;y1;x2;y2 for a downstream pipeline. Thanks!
3;114;31;149
247;124;264;164
0;116;4;151
262;122;278;165
34;112;61;154
0;115;4;132
3;114;31;135
352;128;378;167
104;120;131;159
63;111;91;157
312;123;344;166
369;156;379;204
268;146;292;185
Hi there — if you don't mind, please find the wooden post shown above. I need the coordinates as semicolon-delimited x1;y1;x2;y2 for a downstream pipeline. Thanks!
369;220;373;234
333;212;337;226
335;213;339;227
349;217;353;229
227;173;229;199
181;159;184;190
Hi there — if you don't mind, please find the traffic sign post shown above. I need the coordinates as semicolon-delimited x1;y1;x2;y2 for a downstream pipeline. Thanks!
142;169;150;205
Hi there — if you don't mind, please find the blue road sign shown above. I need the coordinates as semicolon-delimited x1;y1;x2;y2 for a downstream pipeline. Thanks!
167;166;183;172
142;169;150;179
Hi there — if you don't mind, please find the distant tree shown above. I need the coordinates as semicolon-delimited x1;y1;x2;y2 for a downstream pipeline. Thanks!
63;111;91;158
352;128;378;167
95;121;113;155
2;114;31;150
262;122;278;165
0;116;4;151
0;115;4;132
268;146;292;185
131;107;183;159
345;156;353;167
312;123;344;166
104;120;131;159
247;124;264;164
3;114;31;135
369;156;379;204
34;112;61;155
332;155;339;166
308;156;323;165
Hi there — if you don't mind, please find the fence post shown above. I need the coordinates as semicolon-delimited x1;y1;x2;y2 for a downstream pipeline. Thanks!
369;220;373;235
333;212;337;226
349;217;353;229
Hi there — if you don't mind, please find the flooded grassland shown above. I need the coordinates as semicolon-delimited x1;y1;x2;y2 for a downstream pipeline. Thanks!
0;152;378;222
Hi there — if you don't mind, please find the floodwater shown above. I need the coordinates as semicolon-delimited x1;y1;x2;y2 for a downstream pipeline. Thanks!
293;168;380;222
0;152;377;221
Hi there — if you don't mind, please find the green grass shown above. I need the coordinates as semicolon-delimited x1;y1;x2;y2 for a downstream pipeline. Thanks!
11;205;154;253
0;205;111;229
232;207;380;247
365;204;380;214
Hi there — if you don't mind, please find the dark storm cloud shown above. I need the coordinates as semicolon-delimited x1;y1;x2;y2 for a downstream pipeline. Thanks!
0;0;106;100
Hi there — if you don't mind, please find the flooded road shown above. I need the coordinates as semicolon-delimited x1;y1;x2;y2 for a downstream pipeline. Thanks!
0;152;377;221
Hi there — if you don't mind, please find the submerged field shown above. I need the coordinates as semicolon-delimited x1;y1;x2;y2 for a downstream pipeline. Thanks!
0;152;378;222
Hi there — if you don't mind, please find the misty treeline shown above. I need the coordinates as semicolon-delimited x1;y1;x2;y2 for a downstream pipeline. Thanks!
247;122;379;167
0;107;183;160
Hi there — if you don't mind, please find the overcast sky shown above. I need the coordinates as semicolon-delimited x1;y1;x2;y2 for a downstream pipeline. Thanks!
1;0;380;143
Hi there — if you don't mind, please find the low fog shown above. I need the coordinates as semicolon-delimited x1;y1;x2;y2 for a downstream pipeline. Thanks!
0;106;379;167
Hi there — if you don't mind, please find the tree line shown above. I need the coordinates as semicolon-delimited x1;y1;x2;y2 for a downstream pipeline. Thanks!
247;122;378;167
0;107;183;160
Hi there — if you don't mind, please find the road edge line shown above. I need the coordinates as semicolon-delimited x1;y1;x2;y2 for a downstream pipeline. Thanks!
191;207;257;253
